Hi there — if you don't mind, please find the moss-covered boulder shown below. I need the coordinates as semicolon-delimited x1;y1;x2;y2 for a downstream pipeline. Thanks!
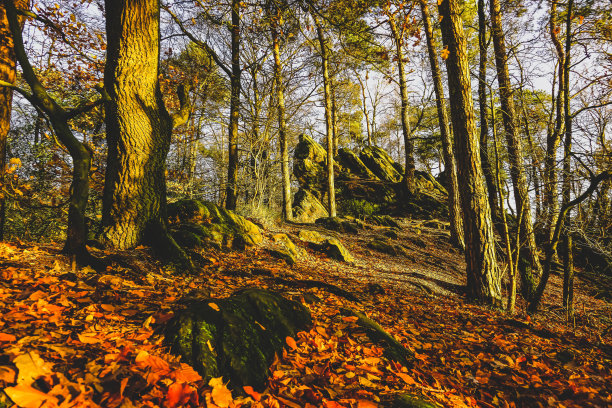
340;308;413;367
165;288;312;390
293;189;328;223
337;148;377;180
269;234;304;264
360;146;403;183
168;199;262;250
367;215;401;229
315;216;359;234
367;238;408;257
298;229;326;244
293;134;329;197
316;238;355;263
384;394;440;408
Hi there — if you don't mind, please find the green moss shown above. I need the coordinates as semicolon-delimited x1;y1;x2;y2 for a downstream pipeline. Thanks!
385;394;440;408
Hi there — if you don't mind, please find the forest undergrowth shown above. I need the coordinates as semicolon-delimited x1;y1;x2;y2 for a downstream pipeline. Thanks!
0;223;610;408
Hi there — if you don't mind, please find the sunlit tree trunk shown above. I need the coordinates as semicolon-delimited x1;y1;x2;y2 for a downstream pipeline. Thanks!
388;14;416;195
477;0;499;222
438;0;501;306
420;0;464;251
314;14;336;217
225;0;241;210
490;0;542;300
271;10;292;221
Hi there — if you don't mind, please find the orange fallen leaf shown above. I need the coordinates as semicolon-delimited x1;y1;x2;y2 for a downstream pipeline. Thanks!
243;385;261;401
286;336;297;350
0;333;16;342
4;384;58;408
167;382;196;408
357;400;378;408
342;316;359;323
208;302;220;311
0;366;16;383
397;372;416;385
211;382;232;407
78;333;101;344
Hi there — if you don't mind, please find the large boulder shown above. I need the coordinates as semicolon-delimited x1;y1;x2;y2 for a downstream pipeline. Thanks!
360;146;403;183
164;288;312;390
337;148;377;180
293;134;329;198
168;199;262;249
292;189;328;223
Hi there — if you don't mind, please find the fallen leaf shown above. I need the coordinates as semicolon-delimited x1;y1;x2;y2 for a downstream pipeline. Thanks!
243;386;261;401
0;333;16;342
357;400;378;408
397;372;416;385
211;382;232;407
342;316;359;323
14;352;53;385
0;366;16;383
4;384;59;408
286;336;297;350
208;302;220;311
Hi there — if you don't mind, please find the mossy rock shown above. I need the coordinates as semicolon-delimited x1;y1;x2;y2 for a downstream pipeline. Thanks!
340;308;413;367
315;238;354;263
315;217;359;234
336;148;378;180
384;394;440;408
298;229;326;244
360;146;403;183
168;200;262;249
293;189;328;223
268;248;297;265
422;220;449;230
165;288;312;390
367;239;407;257
270;234;304;264
367;215;401;229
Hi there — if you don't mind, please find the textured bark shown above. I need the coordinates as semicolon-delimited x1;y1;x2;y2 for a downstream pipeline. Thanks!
225;0;241;210
271;13;292;221
356;74;372;146
438;0;501;306
314;15;336;217
420;1;464;251
490;0;542;300
103;0;172;249
4;0;90;256
477;0;499;222
388;15;415;195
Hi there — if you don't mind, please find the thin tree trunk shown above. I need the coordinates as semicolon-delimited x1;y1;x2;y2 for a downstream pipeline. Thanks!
331;80;338;155
388;14;416;195
356;73;372;146
477;0;499;222
490;0;542;300
271;12;292;221
314;14;336;217
438;0;501;306
420;0;464;251
225;0;241;210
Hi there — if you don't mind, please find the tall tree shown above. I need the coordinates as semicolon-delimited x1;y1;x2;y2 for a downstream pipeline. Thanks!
103;0;191;266
489;0;542;300
386;7;416;195
225;0;241;210
2;0;98;257
313;12;336;217
419;0;464;250
437;0;501;306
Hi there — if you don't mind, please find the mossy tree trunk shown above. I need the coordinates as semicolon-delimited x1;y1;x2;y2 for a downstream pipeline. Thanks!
420;0;464;251
388;14;416;195
3;0;92;257
438;0;501;306
270;4;292;221
314;14;336;217
490;0;542;300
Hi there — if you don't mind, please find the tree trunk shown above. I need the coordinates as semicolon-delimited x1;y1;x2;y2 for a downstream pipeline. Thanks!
477;0;499;222
420;0;464;251
490;0;542;300
388;15;416;195
314;15;336;217
225;0;241;210
271;12;292;221
438;0;501;306
356;73;372;146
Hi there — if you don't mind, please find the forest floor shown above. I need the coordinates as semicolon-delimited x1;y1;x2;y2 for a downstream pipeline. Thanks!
0;218;611;408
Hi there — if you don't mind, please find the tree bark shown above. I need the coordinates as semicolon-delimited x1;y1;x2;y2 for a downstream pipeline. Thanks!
438;0;501;306
420;0;464;251
271;9;292;221
314;14;336;217
489;0;542;300
477;0;499;222
225;0;241;210
388;14;416;195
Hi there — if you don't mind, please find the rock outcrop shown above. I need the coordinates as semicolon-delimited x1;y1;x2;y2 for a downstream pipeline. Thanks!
168;199;263;250
292;136;449;221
